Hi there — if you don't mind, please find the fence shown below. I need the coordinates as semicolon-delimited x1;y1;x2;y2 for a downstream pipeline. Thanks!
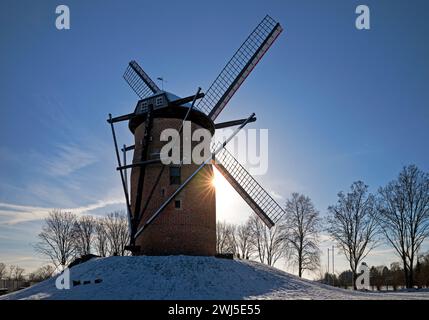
0;279;32;295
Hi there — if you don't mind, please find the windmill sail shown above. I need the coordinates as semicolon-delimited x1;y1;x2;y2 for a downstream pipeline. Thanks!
213;147;285;228
196;15;283;121
123;60;161;99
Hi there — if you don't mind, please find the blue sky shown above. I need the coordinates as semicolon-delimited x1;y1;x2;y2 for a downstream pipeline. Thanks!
0;0;428;277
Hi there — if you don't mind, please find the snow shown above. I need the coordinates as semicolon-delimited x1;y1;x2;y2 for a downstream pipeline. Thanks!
1;256;429;300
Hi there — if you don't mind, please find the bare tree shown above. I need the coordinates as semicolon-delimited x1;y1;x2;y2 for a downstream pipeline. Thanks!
73;216;95;256
216;221;227;254
216;221;236;254
415;252;429;288
283;193;321;277
226;224;237;256
105;211;130;256
16;267;25;281
326;181;379;289
94;218;109;257
34;209;77;269
248;214;283;266
390;262;405;290
0;262;6;279
8;265;25;281
236;221;253;259
265;224;284;266
376;165;429;288
7;265;16;280
248;215;267;263
28;265;55;282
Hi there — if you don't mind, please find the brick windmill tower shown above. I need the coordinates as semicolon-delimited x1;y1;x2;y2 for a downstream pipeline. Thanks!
108;15;285;256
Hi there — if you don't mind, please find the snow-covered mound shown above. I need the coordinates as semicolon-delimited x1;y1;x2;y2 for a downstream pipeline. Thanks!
1;256;429;300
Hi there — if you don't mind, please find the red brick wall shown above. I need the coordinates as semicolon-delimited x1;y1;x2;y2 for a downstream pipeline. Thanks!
130;117;216;255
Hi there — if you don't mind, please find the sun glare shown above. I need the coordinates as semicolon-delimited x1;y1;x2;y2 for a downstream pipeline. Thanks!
212;168;228;190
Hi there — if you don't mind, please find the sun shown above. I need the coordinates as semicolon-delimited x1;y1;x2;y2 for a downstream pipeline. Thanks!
211;166;237;201
211;166;249;223
211;173;218;188
212;167;228;190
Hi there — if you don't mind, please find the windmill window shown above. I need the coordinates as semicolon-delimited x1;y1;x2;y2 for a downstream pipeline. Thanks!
156;96;163;106
174;199;182;209
170;166;181;185
139;101;148;113
161;188;165;197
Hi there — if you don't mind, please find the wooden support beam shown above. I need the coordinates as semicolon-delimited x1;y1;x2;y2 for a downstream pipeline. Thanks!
169;92;204;106
107;112;135;124
215;115;257;129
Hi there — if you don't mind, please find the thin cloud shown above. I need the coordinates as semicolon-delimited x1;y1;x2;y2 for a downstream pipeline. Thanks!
370;248;396;256
0;197;125;225
0;253;47;271
39;144;98;177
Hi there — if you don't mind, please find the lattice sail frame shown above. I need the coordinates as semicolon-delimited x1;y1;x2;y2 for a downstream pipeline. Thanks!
212;143;285;228
196;15;283;121
119;15;285;230
123;60;161;99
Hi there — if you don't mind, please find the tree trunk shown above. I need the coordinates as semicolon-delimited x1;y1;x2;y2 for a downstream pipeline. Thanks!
352;272;357;290
403;261;409;289
408;267;414;289
351;262;358;290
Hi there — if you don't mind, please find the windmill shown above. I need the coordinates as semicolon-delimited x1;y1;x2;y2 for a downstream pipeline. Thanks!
108;15;285;256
